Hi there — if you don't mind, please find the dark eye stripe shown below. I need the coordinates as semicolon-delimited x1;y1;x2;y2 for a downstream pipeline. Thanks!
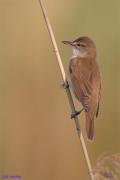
78;43;86;47
77;43;86;47
81;44;86;47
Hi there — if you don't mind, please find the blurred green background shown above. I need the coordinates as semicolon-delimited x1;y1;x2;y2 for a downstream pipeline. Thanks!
0;0;120;180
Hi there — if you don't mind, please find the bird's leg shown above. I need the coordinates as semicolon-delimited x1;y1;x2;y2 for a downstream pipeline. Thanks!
62;80;69;89
71;108;84;119
62;82;85;118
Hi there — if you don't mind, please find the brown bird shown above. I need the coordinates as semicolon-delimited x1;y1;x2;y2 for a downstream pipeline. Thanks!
62;36;101;140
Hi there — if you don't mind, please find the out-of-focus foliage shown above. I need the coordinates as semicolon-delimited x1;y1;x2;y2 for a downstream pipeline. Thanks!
93;154;120;180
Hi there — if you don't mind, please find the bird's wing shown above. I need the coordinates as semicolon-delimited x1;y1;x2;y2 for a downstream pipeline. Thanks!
85;70;101;139
95;71;101;117
69;57;101;140
69;57;93;111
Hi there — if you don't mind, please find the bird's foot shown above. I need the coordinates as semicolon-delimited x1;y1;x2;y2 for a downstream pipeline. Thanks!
62;81;69;89
71;108;84;119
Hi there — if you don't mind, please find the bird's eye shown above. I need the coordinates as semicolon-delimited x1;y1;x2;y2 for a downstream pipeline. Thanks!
77;44;80;46
80;43;86;47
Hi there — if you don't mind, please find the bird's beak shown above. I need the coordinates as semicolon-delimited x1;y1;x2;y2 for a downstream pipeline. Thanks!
62;41;76;46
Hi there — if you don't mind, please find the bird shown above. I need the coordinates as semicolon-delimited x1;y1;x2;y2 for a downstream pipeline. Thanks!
62;36;101;140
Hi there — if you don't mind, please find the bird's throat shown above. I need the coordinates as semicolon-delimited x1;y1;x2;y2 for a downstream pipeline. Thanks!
72;47;87;58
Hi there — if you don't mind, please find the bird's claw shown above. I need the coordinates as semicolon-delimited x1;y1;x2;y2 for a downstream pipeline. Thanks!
71;108;84;119
62;81;69;89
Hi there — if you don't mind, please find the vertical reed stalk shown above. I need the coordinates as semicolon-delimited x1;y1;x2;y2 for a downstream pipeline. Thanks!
38;1;95;179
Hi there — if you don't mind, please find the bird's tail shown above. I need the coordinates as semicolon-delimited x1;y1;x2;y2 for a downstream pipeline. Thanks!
85;112;94;141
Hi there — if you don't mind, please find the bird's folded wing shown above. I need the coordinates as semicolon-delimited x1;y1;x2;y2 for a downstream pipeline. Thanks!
69;58;93;110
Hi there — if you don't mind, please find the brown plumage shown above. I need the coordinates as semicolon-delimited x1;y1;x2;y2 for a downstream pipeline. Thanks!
62;36;101;140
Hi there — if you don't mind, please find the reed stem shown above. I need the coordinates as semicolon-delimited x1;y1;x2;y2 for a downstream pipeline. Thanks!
38;1;95;179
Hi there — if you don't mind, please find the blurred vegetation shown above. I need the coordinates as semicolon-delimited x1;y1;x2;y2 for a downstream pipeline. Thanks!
93;153;120;180
0;0;120;180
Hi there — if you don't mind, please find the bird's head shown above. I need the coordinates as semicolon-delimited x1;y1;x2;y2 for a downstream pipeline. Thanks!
62;36;96;58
